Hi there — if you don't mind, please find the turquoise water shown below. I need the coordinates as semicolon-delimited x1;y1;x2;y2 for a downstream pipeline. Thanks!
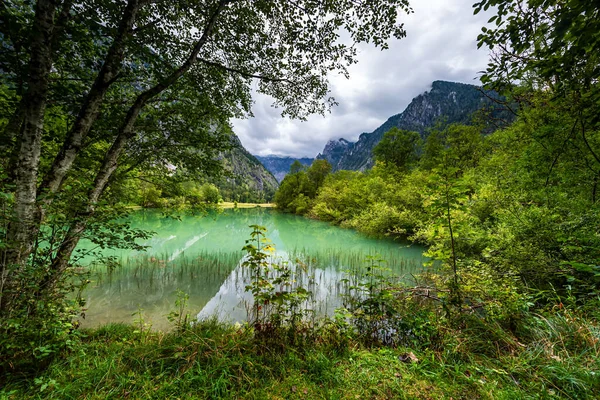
80;208;426;330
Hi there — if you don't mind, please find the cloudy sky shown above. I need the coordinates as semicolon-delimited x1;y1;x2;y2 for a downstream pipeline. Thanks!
232;0;494;158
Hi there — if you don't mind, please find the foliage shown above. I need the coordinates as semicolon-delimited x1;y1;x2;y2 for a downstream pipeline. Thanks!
475;0;600;102
288;113;600;313
0;197;153;373
3;0;600;393
274;159;332;213
242;225;311;337
421;123;484;171
1;0;413;376
308;166;426;238
166;290;191;332
1;302;599;399
0;273;84;374
373;127;422;170
342;257;407;347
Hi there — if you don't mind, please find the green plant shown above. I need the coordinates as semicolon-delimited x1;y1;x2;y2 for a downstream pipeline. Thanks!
0;261;87;375
167;290;191;332
132;308;152;342
342;257;401;346
242;225;312;337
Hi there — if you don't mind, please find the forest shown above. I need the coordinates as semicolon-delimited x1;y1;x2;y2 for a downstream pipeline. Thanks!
1;0;600;398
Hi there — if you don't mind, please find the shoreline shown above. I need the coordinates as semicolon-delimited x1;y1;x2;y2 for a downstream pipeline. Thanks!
220;202;275;209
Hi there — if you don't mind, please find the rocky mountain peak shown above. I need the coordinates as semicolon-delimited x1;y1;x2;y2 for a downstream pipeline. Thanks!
316;138;355;170
316;80;510;172
254;155;314;182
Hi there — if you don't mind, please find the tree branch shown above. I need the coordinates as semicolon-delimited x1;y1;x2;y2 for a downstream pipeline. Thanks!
477;87;518;117
41;0;145;195
580;117;600;166
199;59;294;84
43;0;234;286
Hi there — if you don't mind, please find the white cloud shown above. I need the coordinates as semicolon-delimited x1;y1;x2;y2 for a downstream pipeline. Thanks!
232;0;494;158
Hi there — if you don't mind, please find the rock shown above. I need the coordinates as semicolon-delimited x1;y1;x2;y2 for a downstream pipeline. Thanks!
398;352;419;364
254;155;314;182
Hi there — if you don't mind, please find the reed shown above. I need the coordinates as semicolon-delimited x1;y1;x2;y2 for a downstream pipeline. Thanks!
79;245;425;331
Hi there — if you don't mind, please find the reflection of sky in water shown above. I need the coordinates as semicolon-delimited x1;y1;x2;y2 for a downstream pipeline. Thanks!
198;251;347;323
80;208;427;330
168;233;207;262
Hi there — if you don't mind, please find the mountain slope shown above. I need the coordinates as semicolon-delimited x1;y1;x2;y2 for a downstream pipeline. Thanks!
217;135;279;202
317;80;508;171
255;155;314;182
315;139;352;170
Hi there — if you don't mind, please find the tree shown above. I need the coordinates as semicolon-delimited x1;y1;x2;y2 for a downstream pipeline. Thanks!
289;160;306;174
421;124;483;172
0;0;414;370
474;0;600;222
0;0;413;288
274;170;310;213
475;0;600;96
373;127;421;170
306;159;332;196
274;159;331;213
200;183;221;204
474;0;600;176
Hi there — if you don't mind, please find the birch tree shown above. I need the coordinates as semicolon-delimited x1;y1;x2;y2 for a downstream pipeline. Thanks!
0;0;412;315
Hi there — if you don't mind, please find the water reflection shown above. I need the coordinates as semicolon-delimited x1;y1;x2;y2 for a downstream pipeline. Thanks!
80;208;426;330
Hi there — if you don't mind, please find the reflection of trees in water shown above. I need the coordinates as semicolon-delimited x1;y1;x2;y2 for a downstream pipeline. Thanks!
271;210;426;274
82;208;427;329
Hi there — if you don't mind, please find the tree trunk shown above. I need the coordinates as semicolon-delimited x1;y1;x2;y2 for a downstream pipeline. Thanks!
1;0;58;311
1;0;72;180
3;0;57;266
42;0;231;288
41;0;143;194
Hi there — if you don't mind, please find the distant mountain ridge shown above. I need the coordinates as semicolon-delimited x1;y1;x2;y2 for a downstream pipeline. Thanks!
317;80;507;171
255;155;314;182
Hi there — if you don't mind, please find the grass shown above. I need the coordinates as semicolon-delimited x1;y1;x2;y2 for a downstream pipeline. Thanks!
220;202;275;209
2;308;598;399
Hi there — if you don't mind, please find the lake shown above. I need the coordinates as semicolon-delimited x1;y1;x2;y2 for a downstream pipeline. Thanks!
80;208;427;330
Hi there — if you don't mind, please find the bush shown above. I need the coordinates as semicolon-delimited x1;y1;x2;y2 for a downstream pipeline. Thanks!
0;267;85;376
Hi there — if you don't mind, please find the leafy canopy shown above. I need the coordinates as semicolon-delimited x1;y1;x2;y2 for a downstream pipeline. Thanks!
373;127;422;170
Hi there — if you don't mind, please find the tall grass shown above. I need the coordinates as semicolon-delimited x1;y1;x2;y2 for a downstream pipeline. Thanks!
81;247;425;330
2;308;598;399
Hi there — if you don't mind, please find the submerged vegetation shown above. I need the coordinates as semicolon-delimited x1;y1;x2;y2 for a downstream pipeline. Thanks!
78;216;424;331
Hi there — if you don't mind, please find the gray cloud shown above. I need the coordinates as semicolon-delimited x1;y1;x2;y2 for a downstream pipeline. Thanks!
232;0;494;158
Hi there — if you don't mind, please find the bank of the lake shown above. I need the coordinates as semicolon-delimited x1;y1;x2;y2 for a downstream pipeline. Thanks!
220;202;275;208
3;310;598;399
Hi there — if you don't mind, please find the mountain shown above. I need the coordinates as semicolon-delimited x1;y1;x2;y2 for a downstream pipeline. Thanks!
315;139;352;169
317;80;509;171
254;155;314;182
217;135;279;202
